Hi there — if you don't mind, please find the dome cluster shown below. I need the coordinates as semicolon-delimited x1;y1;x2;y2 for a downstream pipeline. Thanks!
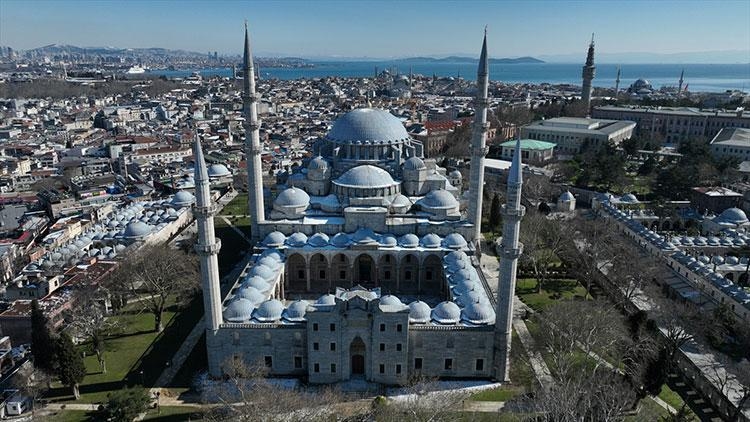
261;229;468;251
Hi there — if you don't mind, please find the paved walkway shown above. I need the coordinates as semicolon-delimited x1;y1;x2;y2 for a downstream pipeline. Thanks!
511;299;554;391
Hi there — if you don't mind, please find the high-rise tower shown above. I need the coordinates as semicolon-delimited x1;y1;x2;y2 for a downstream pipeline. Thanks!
243;23;265;240
193;135;223;332
581;33;596;115
467;29;490;247
615;66;621;98
493;137;525;382
678;68;685;95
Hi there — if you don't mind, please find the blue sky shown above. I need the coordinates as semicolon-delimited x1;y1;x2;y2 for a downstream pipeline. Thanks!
1;0;749;60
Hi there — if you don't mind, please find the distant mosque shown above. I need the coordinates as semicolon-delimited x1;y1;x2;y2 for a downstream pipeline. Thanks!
194;25;525;385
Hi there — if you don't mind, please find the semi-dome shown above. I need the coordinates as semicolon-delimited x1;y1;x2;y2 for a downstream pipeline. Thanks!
316;294;337;306
334;165;397;189
418;189;459;210
717;208;748;225
208;164;231;178
398;233;420;248
274;187;310;208
285;232;308;247
263;231;286;247
403;156;427;171
442;233;467;249
431;301;461;324
408;301;432;324
307;233;330;247
237;286;266;304
223;298;255;322
254;299;284;322
283;300;309;321
123;222;151;239
461;301;495;324
420;233;442;248
326;108;409;144
242;275;271;292
379;295;404;307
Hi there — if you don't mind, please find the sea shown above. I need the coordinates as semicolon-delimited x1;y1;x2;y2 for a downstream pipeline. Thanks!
151;62;750;93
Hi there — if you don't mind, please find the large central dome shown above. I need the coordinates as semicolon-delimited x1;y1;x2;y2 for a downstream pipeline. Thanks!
326;108;409;144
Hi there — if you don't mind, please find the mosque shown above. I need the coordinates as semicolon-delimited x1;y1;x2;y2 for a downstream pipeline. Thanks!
194;25;525;385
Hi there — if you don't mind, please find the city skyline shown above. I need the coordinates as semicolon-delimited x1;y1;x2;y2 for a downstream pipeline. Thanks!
1;0;749;63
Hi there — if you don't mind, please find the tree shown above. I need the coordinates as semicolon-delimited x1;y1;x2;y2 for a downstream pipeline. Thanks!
109;245;199;332
488;193;501;230
56;332;86;400
12;363;51;417
67;289;118;374
520;211;565;293
105;387;151;422
30;299;56;375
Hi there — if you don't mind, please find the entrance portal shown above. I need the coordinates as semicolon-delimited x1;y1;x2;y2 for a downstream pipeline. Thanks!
355;255;375;285
350;336;366;378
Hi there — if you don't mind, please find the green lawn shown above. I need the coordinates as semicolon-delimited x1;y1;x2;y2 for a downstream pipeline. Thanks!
515;278;588;311
658;384;687;412
41;406;204;422
219;192;249;216
46;295;202;404
625;397;670;421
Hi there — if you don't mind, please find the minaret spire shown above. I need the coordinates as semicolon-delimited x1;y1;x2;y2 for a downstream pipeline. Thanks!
493;136;525;382
243;22;265;241
678;68;685;95
615;66;621;98
581;33;596;115
467;28;490;248
193;134;223;332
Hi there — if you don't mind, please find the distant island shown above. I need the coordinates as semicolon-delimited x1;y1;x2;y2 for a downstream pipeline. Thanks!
395;56;544;64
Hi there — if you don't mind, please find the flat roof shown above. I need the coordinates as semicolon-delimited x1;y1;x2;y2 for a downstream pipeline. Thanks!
499;139;556;150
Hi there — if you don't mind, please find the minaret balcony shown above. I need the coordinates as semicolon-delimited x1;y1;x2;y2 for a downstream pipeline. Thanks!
195;239;222;256
471;146;490;156
193;204;218;217
243;92;261;102
501;243;524;259
501;204;526;218
474;98;490;107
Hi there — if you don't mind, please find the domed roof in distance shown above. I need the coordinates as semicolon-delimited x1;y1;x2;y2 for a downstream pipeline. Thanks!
418;189;459;210
223;298;255;322
263;231;286;247
254;299;284;322
275;187;310;208
326;108;409;144
408;301;431;324
442;233;467;249
403;156;427;171
431;301;461;324
398;233;419;248
334;165;397;189
283;300;309;321
307;232;330;247
717;207;748;225
123;221;151;239
208;163;231;178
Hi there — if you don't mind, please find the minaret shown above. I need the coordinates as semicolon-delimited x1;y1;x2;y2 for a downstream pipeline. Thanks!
493;137;525;382
193;135;223;332
243;22;265;240
678;68;684;95
467;28;490;248
581;33;596;115
614;66;621;98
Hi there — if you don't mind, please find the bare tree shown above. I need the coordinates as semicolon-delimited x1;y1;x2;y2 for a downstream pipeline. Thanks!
12;362;51;417
371;376;471;422
520;211;565;293
108;244;199;332
66;288;118;374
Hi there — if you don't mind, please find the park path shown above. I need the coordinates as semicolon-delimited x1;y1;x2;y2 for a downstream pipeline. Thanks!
511;298;555;391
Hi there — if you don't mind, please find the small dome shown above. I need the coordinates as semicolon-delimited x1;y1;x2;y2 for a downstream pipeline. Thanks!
379;295;404;307
726;256;740;265
263;231;286;247
208;164;231;178
389;194;413;213
717;208;748;225
431;301;461;324
453;277;480;295
307;233;330;247
123;222;151;239
398;233;420;248
171;190;196;207
237;286;266;304
223;298;255;322
620;193;638;203
331;232;351;248
283;300;309;321
419;189;459;210
403;156;427;171
445;250;469;265
442;233;467;249
248;264;276;281
712;255;725;265
461;301;495;324
326;108;409;144
559;191;575;201
380;234;397;247
285;232;308;247
316;294;336;306
308;156;329;170
352;227;379;245
456;289;484;307
420;233;442;248
449;169;462;179
261;249;284;261
275;187;310;208
257;256;281;271
408;301;431;324
254;299;284;322
242;275;271;292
